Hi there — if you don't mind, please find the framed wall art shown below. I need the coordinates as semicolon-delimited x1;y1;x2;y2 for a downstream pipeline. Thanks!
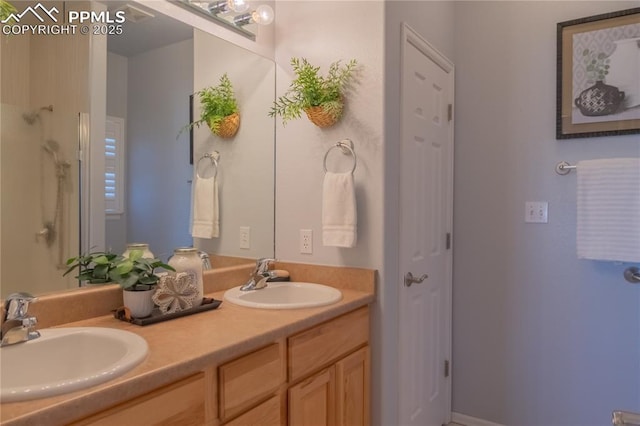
556;7;640;139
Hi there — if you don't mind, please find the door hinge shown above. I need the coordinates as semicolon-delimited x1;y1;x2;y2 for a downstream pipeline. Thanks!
446;233;451;250
444;360;450;378
447;104;453;121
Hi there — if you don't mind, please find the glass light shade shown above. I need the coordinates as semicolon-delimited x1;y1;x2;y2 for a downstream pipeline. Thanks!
227;0;250;13
251;4;274;25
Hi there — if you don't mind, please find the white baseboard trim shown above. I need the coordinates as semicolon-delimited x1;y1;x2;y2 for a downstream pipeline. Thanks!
452;412;506;426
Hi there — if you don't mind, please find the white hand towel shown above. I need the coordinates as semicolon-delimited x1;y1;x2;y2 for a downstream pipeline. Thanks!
577;158;640;263
190;174;219;239
323;172;357;247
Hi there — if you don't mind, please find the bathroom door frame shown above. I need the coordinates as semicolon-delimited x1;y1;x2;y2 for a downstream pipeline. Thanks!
397;23;454;426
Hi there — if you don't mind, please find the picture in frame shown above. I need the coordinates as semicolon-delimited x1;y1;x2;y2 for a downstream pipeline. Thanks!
556;7;640;139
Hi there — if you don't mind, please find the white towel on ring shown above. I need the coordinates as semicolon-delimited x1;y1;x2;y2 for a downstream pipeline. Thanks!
577;158;640;262
322;172;357;247
190;174;219;239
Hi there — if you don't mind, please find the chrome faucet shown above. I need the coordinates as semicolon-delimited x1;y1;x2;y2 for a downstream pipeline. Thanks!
1;292;40;347
240;258;276;291
198;251;212;270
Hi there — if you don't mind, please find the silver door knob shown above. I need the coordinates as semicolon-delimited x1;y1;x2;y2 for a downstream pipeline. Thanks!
404;272;428;287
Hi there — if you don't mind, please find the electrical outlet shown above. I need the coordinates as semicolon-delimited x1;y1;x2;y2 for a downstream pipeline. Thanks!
239;226;250;249
300;229;313;254
525;202;548;223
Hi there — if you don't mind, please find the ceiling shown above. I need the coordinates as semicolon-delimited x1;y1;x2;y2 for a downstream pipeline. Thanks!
104;1;193;58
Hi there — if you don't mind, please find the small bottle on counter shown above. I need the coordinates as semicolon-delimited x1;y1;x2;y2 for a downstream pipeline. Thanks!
168;247;203;305
122;243;154;259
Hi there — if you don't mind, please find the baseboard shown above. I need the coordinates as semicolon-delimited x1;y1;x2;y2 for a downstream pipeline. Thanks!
452;412;506;426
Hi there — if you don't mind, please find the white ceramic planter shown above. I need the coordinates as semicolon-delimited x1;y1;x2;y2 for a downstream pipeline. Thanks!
122;288;155;318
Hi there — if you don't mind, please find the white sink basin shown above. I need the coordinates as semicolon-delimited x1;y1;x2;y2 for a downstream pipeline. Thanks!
0;327;148;403
224;282;342;309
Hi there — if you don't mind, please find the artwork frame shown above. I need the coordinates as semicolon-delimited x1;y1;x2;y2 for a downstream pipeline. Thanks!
556;7;640;139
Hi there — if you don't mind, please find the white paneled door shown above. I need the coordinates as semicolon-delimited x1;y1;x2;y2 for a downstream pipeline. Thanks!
398;24;454;426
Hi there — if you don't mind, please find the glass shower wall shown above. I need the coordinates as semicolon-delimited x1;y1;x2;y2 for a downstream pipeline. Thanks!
1;104;81;297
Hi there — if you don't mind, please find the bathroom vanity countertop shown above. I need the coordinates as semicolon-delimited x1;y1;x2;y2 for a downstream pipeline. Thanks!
0;283;374;425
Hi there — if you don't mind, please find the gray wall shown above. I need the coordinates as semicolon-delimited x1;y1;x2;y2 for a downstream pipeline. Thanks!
452;2;640;425
127;39;194;260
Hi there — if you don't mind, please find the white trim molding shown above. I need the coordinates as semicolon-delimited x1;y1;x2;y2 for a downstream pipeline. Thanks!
452;412;506;426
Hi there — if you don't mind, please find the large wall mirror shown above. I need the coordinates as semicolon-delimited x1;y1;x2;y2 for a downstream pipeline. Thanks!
0;0;275;298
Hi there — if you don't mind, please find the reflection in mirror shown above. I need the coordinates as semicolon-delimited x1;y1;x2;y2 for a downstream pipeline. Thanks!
0;0;275;298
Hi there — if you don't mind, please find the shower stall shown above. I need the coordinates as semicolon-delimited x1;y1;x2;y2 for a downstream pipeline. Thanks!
0;103;81;296
0;9;102;298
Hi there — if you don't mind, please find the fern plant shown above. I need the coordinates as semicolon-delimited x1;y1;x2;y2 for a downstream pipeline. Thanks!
184;73;238;136
270;58;358;126
0;1;17;25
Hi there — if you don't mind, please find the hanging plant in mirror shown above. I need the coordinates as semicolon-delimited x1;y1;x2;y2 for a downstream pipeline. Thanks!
270;58;358;128
183;73;240;139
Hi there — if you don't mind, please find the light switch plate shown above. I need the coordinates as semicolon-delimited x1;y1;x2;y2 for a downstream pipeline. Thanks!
525;202;548;223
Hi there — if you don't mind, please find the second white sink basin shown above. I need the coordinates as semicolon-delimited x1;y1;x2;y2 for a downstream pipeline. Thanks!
224;282;342;309
0;327;148;403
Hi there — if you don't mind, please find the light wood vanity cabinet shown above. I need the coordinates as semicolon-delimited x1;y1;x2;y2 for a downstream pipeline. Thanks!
218;341;286;423
69;306;369;426
218;306;370;425
287;307;370;426
70;373;206;426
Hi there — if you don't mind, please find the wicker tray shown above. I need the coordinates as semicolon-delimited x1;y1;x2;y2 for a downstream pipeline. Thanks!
113;297;222;326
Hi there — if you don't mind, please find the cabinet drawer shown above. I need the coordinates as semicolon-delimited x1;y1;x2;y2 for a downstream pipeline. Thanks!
219;342;285;421
71;373;205;426
224;394;284;426
288;307;369;382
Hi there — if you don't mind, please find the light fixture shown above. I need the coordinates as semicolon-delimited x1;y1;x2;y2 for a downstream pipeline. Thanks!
233;4;274;27
207;0;249;15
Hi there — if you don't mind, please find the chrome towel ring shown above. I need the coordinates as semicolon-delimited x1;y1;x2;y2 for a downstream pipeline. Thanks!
323;139;357;174
196;151;219;179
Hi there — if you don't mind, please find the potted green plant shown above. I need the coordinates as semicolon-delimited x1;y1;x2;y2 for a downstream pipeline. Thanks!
65;250;175;318
269;57;358;128
0;1;17;25
63;251;119;285
186;73;240;138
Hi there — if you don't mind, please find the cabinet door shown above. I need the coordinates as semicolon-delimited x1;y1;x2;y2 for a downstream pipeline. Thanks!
336;347;370;426
288;367;335;426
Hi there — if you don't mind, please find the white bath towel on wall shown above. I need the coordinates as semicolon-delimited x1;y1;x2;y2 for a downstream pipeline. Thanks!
190;174;219;239
577;158;640;263
323;172;357;248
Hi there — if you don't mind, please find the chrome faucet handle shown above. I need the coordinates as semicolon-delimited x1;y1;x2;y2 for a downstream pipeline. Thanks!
255;258;276;274
3;292;38;322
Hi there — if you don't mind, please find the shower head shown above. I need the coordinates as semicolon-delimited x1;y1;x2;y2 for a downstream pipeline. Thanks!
22;112;40;125
22;105;53;125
